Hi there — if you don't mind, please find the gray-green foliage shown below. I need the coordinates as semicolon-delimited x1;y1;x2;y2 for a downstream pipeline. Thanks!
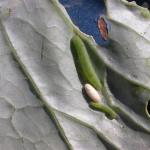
0;0;150;149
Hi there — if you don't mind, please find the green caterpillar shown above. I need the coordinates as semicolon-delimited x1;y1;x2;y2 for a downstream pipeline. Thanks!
71;35;117;119
71;35;102;90
90;102;117;120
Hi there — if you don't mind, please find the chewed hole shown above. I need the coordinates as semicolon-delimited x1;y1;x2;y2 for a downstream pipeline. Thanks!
146;100;150;117
127;0;150;9
98;16;109;41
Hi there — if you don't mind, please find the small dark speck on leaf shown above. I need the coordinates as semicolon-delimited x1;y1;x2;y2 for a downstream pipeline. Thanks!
132;74;138;78
41;39;45;60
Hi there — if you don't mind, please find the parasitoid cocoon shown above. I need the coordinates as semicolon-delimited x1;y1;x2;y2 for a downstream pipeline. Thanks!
84;83;101;102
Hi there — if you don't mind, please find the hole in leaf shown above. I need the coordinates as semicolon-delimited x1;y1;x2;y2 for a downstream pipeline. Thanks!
146;100;150;117
127;0;150;9
98;16;109;41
